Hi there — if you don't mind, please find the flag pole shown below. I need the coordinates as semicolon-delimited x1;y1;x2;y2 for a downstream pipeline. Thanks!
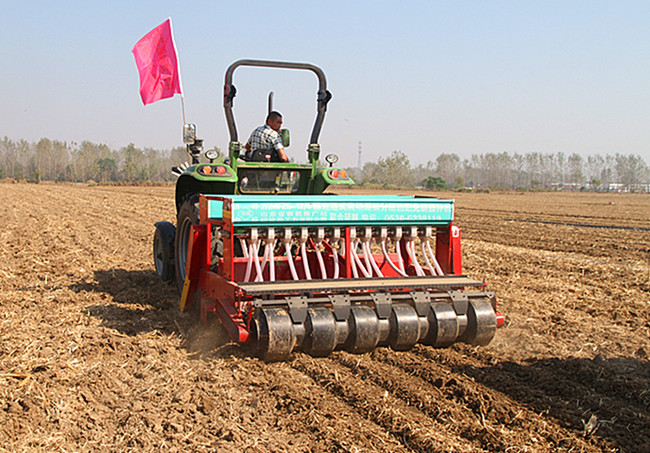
168;17;187;125
180;94;187;125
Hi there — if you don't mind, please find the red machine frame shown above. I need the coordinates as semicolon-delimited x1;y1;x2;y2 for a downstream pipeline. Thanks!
179;195;496;347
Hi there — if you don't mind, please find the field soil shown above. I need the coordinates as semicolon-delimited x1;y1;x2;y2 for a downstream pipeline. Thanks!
1;182;648;452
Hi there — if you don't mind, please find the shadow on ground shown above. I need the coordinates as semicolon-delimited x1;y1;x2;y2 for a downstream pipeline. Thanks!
458;354;650;452
70;268;245;358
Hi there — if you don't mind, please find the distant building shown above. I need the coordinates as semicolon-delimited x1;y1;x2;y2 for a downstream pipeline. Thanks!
550;183;582;191
605;183;650;193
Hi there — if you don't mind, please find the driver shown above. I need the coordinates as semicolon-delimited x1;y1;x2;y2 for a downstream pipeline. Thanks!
244;111;289;162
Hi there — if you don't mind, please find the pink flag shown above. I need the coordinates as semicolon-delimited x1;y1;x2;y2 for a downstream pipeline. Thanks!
132;18;182;105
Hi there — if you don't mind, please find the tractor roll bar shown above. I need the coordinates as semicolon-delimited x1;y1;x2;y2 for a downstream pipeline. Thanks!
223;59;332;145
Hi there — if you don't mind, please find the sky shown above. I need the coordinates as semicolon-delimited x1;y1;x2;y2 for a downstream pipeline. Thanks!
1;1;649;168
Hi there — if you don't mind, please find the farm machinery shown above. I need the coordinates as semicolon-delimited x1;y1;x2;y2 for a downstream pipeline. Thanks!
153;59;503;360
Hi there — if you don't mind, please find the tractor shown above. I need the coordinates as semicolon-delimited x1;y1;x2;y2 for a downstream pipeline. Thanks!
153;59;503;360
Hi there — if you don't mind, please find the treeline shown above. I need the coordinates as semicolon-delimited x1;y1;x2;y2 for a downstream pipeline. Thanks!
352;151;649;190
1;136;648;190
0;137;192;183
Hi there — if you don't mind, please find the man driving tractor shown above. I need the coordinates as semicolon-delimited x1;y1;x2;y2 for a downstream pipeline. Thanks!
244;111;289;162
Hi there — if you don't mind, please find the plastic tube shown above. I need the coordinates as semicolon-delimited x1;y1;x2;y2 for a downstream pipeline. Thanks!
332;247;340;279
351;239;371;278
362;241;373;275
315;244;327;279
266;243;276;281
381;239;407;277
252;241;264;282
396;239;406;274
240;238;249;258
359;240;373;276
425;240;444;276
300;242;312;280
364;240;383;277
406;240;425;276
420;239;437;276
257;245;269;272
285;243;299;280
261;228;274;277
331;228;341;280
349;242;359;278
243;240;254;282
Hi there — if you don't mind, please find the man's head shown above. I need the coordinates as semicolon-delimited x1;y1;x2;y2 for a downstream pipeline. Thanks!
266;111;283;132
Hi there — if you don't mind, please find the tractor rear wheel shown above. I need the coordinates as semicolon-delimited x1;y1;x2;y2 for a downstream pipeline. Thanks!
153;221;175;283
175;195;199;295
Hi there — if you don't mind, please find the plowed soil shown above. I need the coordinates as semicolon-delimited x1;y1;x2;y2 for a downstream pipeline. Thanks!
1;183;648;452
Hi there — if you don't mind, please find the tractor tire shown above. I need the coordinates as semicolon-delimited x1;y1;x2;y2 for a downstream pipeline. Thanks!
175;195;200;295
153;221;175;283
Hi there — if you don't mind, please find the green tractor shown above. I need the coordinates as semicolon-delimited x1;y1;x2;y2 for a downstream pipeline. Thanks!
154;59;354;293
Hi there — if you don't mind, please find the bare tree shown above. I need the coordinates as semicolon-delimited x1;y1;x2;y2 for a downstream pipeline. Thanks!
1;136;648;190
586;155;604;185
362;151;414;187
434;153;461;187
615;153;648;186
567;153;584;185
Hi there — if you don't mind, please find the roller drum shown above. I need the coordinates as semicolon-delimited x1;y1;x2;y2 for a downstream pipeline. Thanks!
460;298;497;346
424;302;459;347
255;307;296;361
303;307;337;356
388;304;420;350
345;306;380;353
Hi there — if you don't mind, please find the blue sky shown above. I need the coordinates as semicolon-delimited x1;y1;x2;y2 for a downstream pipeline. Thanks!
1;1;649;167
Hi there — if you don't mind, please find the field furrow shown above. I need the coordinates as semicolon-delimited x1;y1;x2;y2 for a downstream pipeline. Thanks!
292;354;483;453
1;183;648;452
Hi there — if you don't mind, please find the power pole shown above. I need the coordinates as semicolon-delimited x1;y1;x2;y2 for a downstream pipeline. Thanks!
357;141;362;170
